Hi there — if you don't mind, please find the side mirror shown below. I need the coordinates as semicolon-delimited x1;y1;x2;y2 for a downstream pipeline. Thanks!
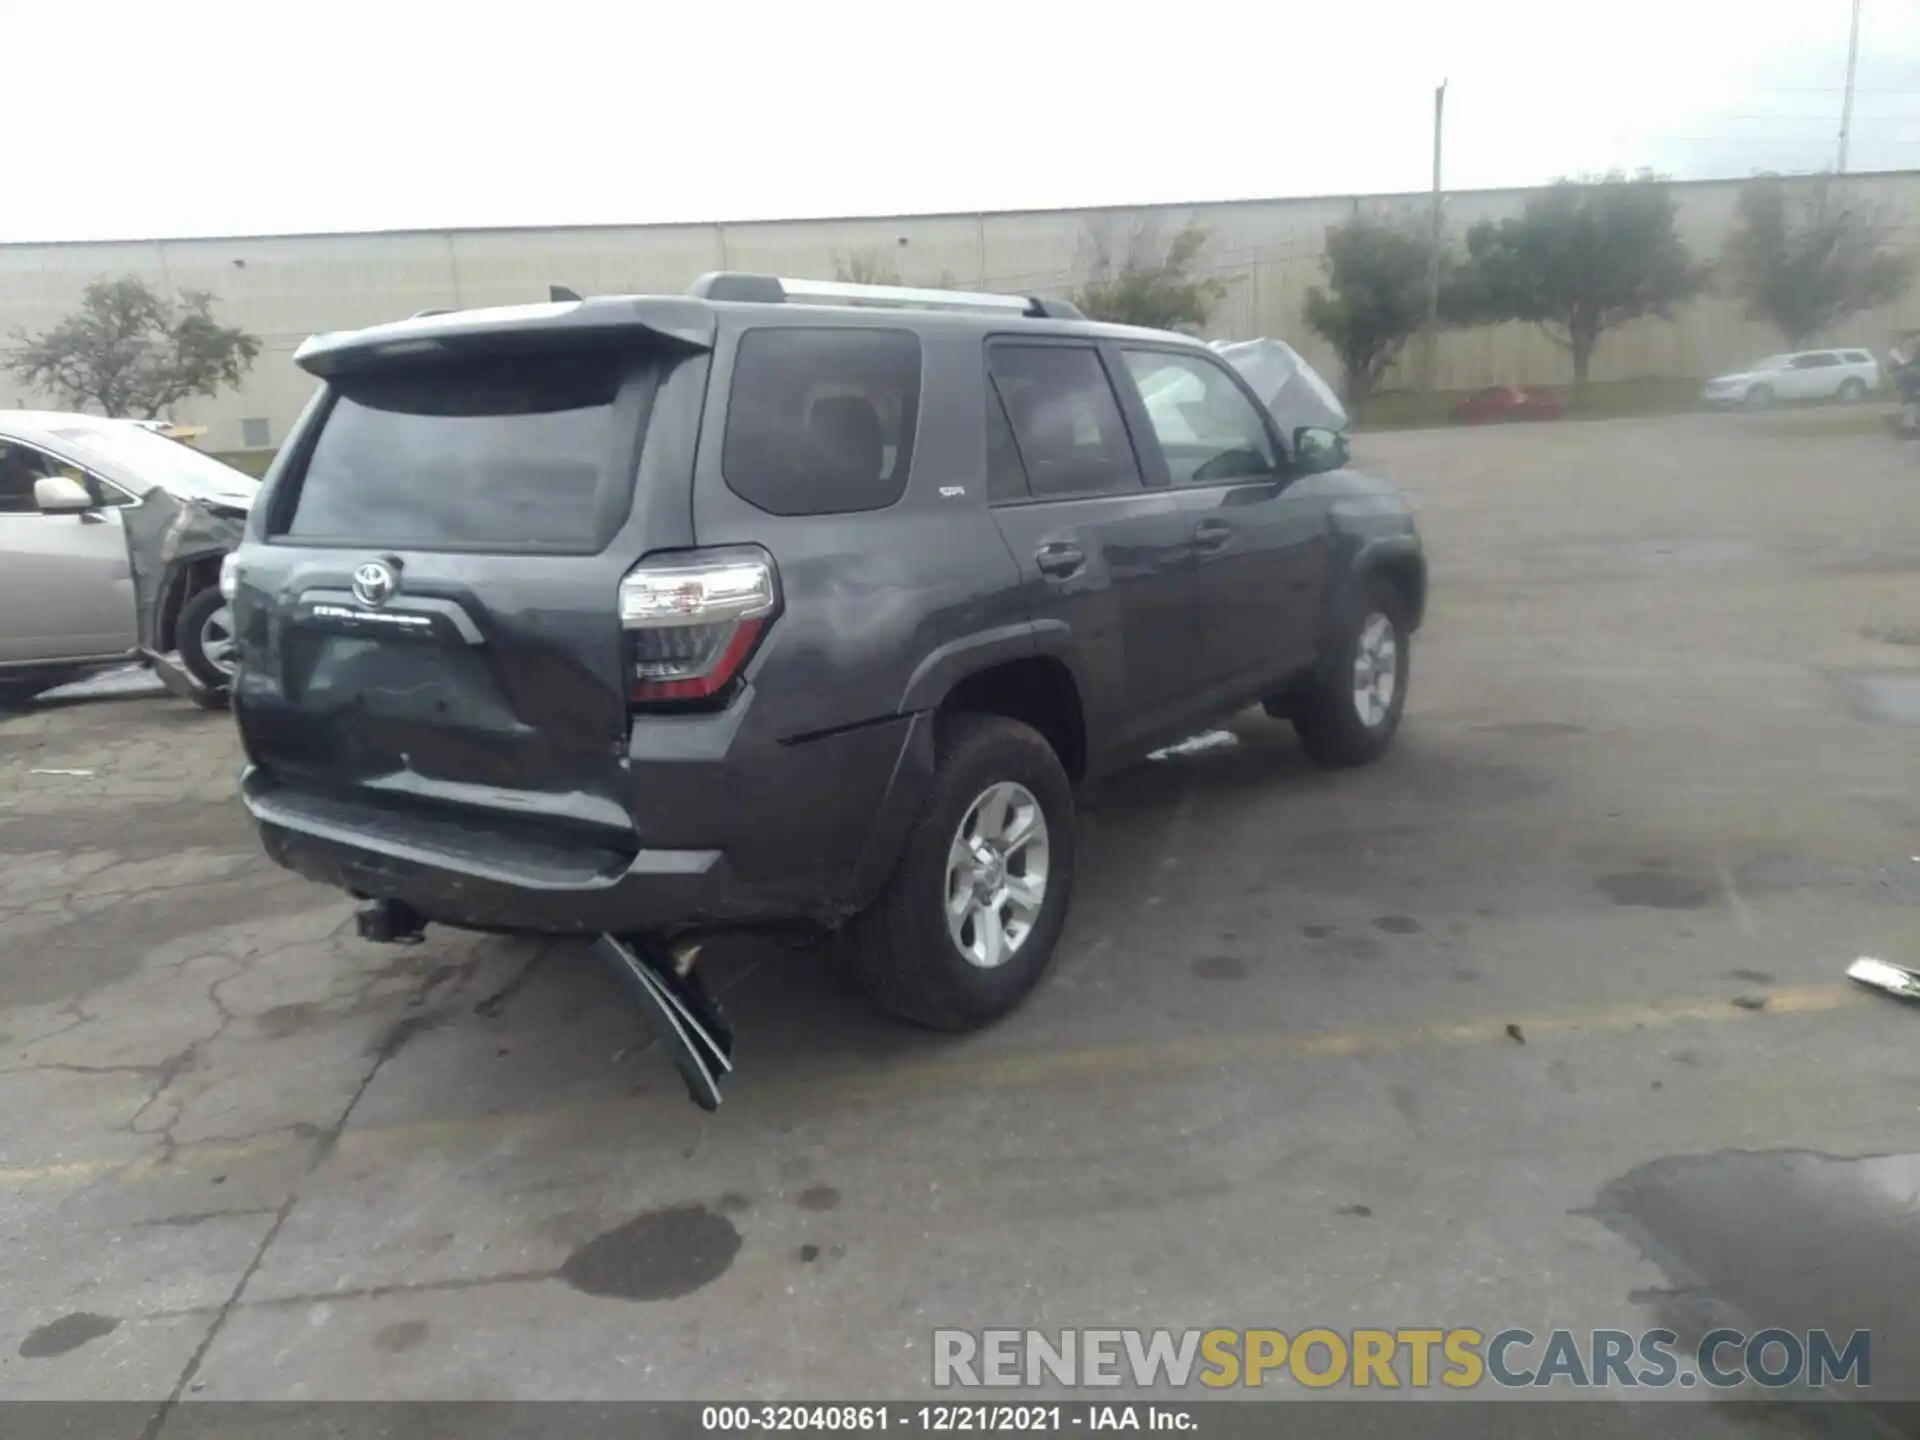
34;475;94;514
1293;425;1350;474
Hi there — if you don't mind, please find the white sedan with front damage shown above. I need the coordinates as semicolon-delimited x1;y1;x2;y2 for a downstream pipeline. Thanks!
0;412;256;706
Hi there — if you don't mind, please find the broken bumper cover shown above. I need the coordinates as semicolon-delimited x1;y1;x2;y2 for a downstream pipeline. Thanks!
246;770;812;933
238;711;933;936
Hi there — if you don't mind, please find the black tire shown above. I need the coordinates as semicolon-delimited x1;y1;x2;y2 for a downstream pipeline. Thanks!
0;678;51;709
1838;377;1869;403
0;670;82;709
1291;578;1411;768
840;713;1076;1031
1744;384;1775;411
176;586;237;691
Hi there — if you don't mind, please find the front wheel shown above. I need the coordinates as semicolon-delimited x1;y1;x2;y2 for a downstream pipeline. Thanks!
177;586;239;690
1838;378;1869;403
840;714;1075;1031
1744;384;1776;411
1291;579;1411;767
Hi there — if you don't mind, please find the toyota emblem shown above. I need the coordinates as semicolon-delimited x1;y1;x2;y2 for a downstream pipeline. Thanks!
351;560;399;607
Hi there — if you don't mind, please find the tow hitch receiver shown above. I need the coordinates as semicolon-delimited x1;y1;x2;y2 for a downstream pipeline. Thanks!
593;934;735;1111
355;897;427;946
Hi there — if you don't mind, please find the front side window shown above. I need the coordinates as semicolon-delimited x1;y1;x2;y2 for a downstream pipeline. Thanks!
0;441;56;514
1791;353;1841;370
723;327;922;516
987;344;1141;500
1122;350;1278;484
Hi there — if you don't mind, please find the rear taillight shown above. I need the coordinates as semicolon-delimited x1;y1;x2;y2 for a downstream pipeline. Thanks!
618;548;778;706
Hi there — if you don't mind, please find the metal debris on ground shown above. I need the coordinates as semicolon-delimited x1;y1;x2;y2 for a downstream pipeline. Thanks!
1846;957;1920;1001
1147;730;1240;762
29;768;95;777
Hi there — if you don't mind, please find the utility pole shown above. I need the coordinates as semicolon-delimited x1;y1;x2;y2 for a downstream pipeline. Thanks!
1422;80;1447;394
1839;0;1862;173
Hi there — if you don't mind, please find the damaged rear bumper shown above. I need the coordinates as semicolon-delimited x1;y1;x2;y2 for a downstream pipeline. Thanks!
239;710;934;937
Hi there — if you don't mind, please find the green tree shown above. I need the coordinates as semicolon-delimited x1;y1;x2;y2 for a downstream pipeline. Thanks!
1304;212;1464;400
7;276;260;419
1457;172;1707;385
1073;219;1229;332
1722;173;1912;348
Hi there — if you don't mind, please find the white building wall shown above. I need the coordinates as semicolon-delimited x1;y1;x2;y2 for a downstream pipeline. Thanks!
4;172;1918;451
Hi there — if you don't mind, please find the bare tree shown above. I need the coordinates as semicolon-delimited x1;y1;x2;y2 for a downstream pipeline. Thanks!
1073;217;1230;332
8;276;260;418
832;247;904;286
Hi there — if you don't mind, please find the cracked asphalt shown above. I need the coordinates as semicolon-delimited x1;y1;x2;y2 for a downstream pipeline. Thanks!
2;411;1918;1421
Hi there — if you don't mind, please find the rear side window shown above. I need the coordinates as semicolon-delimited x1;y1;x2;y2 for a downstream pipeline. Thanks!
722;328;921;516
284;353;631;549
985;386;1030;503
987;344;1141;499
1790;353;1840;369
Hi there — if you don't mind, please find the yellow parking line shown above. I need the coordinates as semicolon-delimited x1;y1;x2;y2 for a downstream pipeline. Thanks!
854;982;1856;1094
0;983;1860;1190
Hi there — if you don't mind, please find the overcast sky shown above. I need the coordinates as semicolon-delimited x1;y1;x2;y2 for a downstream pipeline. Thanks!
11;1;1918;243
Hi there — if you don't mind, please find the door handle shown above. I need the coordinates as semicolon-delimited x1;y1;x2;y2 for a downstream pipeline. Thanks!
1193;518;1234;551
1035;542;1085;579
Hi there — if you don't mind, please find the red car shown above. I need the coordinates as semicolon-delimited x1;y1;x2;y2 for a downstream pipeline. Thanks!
1450;386;1565;424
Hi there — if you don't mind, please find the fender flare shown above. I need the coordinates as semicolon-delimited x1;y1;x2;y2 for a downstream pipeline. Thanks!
1324;535;1427;645
896;618;1088;714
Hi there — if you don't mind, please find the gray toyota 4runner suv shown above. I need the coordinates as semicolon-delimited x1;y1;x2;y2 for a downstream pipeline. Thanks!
229;274;1425;1108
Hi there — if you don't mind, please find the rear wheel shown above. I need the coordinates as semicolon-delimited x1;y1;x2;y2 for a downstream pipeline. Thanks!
841;713;1075;1031
1291;579;1410;767
177;586;239;690
1839;377;1869;403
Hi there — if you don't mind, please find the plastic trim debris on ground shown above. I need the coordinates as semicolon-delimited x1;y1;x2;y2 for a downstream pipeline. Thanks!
1846;957;1920;1001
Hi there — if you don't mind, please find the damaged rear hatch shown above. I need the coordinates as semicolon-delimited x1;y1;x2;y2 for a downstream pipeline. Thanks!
233;298;715;879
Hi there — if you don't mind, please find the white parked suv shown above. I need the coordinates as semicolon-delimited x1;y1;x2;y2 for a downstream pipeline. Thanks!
1701;350;1881;409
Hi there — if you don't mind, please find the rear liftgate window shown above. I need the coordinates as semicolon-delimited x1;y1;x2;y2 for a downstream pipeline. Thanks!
722;327;922;516
284;352;634;550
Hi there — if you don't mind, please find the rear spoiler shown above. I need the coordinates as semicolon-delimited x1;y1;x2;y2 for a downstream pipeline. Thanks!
294;295;715;378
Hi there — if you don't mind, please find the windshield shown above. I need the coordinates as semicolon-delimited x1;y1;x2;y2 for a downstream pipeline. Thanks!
54;424;257;499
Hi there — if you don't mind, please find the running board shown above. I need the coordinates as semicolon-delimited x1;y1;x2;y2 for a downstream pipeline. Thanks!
592;934;735;1111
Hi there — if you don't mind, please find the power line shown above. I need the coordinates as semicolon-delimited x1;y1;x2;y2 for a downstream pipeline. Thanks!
1647;135;1920;145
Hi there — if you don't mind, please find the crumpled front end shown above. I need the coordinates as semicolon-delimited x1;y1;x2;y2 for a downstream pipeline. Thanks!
122;488;247;657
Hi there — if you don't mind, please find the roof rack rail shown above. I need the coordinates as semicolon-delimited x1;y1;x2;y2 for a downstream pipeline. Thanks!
689;272;1084;321
410;307;457;319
